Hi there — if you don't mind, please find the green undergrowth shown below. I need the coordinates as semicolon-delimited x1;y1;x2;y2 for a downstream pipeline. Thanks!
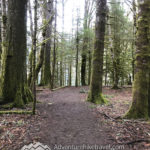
95;94;109;105
89;104;97;109
103;94;114;99
87;93;109;105
0;102;14;109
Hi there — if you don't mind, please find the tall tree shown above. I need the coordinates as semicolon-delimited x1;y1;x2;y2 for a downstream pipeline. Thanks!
27;0;34;87
75;8;80;87
87;0;107;104
32;0;38;114
131;0;136;81
110;0;122;89
125;0;150;119
51;0;57;89
81;0;88;86
81;0;94;86
42;0;53;86
2;0;33;106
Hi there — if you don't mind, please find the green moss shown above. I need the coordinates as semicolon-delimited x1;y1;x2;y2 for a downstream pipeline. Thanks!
23;85;33;104
89;104;97;109
95;94;109;105
124;69;149;119
0;103;14;109
14;89;24;108
87;93;109;105
124;108;149;119
103;94;114;99
0;110;32;115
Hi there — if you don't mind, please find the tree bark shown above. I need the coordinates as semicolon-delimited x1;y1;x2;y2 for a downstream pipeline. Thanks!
51;0;57;89
75;10;80;87
88;50;92;85
2;0;33;107
32;0;38;114
42;0;53;86
0;0;7;77
87;0;107;104
27;0;34;86
132;0;137;81
0;3;2;72
81;0;88;86
125;0;150;119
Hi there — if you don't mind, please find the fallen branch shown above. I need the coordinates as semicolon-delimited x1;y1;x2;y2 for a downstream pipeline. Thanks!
0;110;32;115
98;112;116;121
120;139;150;145
52;86;68;91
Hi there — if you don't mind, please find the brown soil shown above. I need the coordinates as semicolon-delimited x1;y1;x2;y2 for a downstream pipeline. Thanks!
0;87;150;150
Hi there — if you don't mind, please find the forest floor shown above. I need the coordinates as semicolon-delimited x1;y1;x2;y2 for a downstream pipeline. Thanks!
0;87;150;150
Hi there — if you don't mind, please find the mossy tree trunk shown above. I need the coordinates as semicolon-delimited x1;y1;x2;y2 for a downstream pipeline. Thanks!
112;49;120;89
125;0;150;119
81;0;94;86
110;0;123;89
51;0;57;89
27;0;34;87
112;18;121;89
69;62;72;86
42;0;53;86
132;0;137;82
28;0;54;87
0;11;2;73
2;0;33;107
60;59;63;86
88;50;92;85
0;0;7;77
32;0;38;114
81;0;88;86
87;0;107;104
75;10;80;87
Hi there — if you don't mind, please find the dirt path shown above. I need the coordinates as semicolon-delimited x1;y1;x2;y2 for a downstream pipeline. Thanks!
2;87;150;149
33;87;113;149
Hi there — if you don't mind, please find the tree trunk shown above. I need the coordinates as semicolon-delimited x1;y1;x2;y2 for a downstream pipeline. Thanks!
75;11;80;87
51;0;57;89
69;62;72;86
28;27;46;87
60;60;63;86
81;0;88;86
87;0;107;104
132;0;137;81
0;5;2;73
88;50;92;85
1;0;7;77
42;0;53;86
125;0;150;119
32;0;38;114
75;36;79;87
27;0;34;87
105;50;108;86
2;0;33;107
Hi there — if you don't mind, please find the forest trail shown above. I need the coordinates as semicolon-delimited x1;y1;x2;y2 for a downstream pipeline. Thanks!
1;87;149;150
35;87;112;149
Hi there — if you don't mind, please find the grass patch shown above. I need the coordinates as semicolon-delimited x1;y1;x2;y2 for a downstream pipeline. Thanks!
89;104;97;109
103;95;114;99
